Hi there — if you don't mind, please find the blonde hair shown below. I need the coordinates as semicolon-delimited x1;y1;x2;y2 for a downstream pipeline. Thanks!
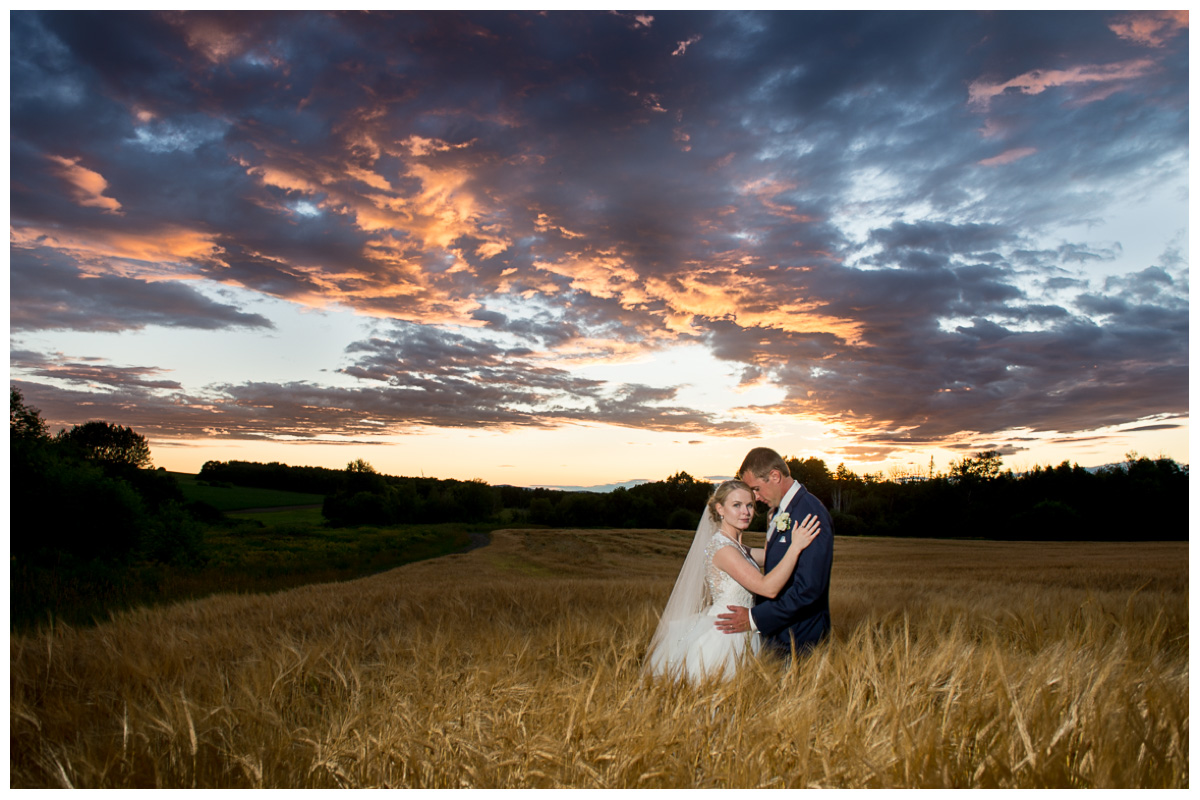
707;479;752;522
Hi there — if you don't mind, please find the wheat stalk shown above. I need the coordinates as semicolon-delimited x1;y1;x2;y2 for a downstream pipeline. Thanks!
9;533;1188;788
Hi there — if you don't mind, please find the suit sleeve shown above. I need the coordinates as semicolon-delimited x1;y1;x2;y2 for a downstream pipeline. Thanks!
749;494;833;637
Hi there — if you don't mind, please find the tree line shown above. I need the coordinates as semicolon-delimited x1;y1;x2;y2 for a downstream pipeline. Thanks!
204;449;1187;541
793;450;1187;542
14;383;1188;570
199;458;715;529
502;450;1187;541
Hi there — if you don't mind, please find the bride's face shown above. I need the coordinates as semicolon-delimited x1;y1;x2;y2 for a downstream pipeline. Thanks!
718;488;755;530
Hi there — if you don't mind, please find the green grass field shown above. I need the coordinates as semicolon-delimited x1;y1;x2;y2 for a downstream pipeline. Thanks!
11;473;486;632
171;472;324;511
199;521;480;585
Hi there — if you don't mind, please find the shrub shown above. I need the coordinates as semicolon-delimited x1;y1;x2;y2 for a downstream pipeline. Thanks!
13;456;147;564
140;502;208;566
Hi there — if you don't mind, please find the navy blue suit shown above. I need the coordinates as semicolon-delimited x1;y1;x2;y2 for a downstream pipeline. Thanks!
749;484;834;657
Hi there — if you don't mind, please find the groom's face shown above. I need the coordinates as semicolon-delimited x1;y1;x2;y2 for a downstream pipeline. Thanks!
740;469;784;508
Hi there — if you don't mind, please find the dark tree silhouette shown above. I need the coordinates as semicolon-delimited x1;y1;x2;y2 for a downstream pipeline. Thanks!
10;387;48;443
56;420;152;469
950;450;1004;482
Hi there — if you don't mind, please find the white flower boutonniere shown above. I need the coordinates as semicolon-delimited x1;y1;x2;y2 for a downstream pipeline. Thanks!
774;511;791;531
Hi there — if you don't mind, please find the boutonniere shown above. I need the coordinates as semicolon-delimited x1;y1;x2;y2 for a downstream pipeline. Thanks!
774;511;791;531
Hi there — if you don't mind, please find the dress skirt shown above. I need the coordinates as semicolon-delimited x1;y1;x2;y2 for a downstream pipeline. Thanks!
646;607;762;680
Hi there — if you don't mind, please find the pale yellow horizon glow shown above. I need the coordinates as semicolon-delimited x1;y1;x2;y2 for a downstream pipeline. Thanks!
147;415;1190;488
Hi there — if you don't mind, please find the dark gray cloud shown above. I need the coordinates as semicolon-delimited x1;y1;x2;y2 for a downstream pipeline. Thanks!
337;322;757;434
1121;423;1183;433
11;351;182;390
740;253;1188;446
11;247;273;332
14;322;759;439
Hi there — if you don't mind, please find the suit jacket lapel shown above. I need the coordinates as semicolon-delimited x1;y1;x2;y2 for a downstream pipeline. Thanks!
766;485;807;569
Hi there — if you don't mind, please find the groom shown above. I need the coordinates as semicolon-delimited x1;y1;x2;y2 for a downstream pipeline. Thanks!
715;447;834;658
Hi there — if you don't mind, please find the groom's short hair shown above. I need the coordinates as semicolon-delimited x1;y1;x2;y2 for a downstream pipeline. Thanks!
739;447;792;481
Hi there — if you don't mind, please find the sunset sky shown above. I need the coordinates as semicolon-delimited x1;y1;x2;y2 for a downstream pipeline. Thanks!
9;10;1190;489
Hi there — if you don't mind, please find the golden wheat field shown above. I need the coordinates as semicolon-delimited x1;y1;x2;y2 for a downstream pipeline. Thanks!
9;530;1189;789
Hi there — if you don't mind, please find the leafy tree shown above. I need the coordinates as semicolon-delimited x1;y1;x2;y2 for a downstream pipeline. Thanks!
455;478;500;523
657;471;714;514
56;420;152;469
949;450;1003;481
830;462;863;513
200;460;345;494
557;492;605;527
788;456;834;505
528;497;556;525
10;386;49;443
343;458;387;495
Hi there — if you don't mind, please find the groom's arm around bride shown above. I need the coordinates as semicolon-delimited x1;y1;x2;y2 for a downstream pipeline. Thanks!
716;447;834;659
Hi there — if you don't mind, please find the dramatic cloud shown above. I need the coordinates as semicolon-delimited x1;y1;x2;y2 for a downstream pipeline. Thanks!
10;247;273;332
14;325;759;439
9;11;1188;469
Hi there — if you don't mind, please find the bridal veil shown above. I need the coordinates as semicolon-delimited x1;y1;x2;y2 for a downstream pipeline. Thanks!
644;510;718;670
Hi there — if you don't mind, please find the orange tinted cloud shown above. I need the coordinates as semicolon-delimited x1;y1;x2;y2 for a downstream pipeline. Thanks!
345;165;393;192
47;155;122;213
1109;11;1187;47
403;135;475;158
532;252;642;302
329;140;511;259
245;162;323;194
529;253;866;345
647;268;866;344
399;162;511;255
968;59;1157;110
978;147;1037;167
673;34;702;56
236;135;512;302
163;11;260;64
534;212;584;239
11;224;219;276
739;177;815;223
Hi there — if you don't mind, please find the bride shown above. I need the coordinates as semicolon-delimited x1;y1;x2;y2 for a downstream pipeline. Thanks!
645;479;820;680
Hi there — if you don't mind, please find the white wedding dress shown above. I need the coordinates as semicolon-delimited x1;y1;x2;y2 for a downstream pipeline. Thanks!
645;530;763;680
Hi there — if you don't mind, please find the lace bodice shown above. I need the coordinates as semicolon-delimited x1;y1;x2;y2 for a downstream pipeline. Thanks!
703;532;756;615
